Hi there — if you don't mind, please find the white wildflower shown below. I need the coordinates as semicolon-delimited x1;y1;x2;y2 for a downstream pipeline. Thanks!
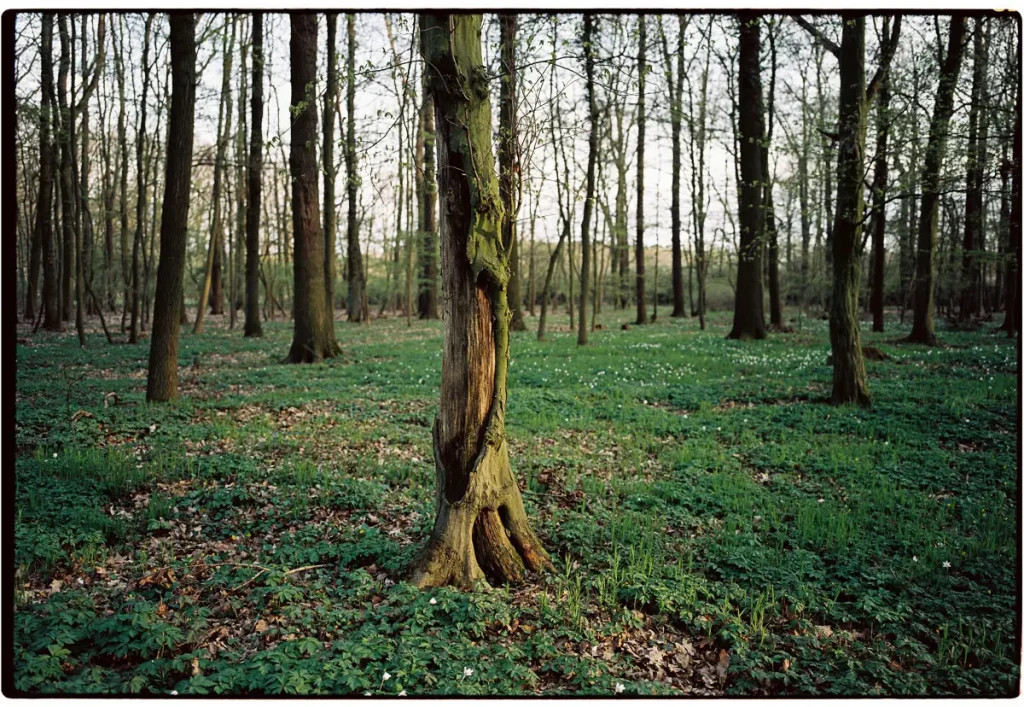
429;597;437;605
383;672;391;681
943;561;951;569
463;667;474;678
615;683;625;694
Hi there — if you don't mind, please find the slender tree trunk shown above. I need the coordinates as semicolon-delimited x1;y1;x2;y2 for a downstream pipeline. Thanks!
961;18;989;322
114;17;129;327
909;18;967;344
346;14;367;323
870;18;891;333
37;14;60;331
57;15;75;326
194;18;235;333
667;16;685;317
415;14;550;589
1000;38;1021;337
323;14;339;315
635;15;647;325
728;14;767;340
577;14;598;346
245;13;264;337
764;18;782;330
147;13;197;402
500;14;526;332
285;13;341;363
128;15;154;343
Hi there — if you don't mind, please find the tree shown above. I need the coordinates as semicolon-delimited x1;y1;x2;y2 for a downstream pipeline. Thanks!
244;12;264;338
417;69;438;320
320;14;339;315
869;17;892;333
194;16;235;333
285;13;341;363
414;13;551;588
129;15;154;344
578;14;598;346
345;14;367;323
763;17;783;330
685;19;712;329
727;14;767;340
795;13;900;405
960;18;990;321
147;12;197;402
1000;35;1021;338
907;18;967;344
634;14;647;326
500;14;526;332
657;15;687;317
37;14;61;331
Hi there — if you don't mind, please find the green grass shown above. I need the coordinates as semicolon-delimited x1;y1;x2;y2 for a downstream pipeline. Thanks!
12;308;1019;696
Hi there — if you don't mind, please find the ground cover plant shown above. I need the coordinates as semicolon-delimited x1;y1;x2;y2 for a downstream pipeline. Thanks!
12;311;1019;696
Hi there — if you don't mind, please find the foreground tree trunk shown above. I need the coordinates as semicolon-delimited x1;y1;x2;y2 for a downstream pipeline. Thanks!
244;12;264;338
727;14;767;340
908;18;967;344
634;15;647;326
345;14;367;323
415;14;551;589
796;13;900;405
146;14;197;402
285;13;340;363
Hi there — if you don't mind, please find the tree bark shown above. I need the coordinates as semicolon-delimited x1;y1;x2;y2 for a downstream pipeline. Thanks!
245;12;264;337
129;15;154;344
415;14;550;588
578;14;598;346
870;18;891;333
727;14;767;340
634;15;647;326
323;14;339;315
909;18;967;344
285;13;341;363
37;14;61;331
346;14;367;323
960;18;989;322
501;14;526;332
147;13;197;402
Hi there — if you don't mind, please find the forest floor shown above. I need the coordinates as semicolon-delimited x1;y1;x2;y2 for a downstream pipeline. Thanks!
12;308;1020;696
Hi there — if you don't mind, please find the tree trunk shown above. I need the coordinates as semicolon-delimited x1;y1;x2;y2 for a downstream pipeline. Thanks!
499;14;525;332
727;14;767;340
418;76;438;319
870;18;891;333
668;16;685;318
908;18;966;344
764;18;782;330
245;13;264;337
129;15;154;344
415;14;550;588
37;14;60;331
1000;39;1021;337
285;13;341;363
635;15;647;326
147;13;197;402
960;18;989;322
577;14;598;346
346;14;367;323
